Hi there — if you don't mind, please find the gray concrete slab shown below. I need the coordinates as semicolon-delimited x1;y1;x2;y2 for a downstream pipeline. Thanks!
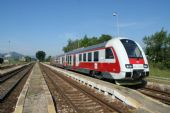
14;63;56;113
42;63;170;113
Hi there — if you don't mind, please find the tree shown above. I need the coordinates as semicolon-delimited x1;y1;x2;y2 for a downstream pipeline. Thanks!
46;56;51;62
143;28;170;68
0;58;4;64
81;35;89;47
36;51;46;62
25;56;32;62
98;34;112;43
62;34;113;52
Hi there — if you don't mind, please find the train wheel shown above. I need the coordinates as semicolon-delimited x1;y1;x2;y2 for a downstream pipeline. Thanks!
90;71;103;79
89;70;95;77
95;71;103;79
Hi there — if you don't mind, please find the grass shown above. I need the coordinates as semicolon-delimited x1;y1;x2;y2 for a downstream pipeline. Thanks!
149;65;170;78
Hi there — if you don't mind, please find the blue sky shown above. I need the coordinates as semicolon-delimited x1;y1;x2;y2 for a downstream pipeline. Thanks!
0;0;170;56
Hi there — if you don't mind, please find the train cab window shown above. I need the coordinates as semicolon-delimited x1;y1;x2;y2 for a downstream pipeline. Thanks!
83;53;86;61
88;52;92;61
105;48;114;59
79;54;82;62
120;39;143;58
94;51;99;61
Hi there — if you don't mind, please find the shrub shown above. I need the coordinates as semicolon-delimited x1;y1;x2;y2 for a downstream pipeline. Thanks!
156;62;165;70
0;58;4;64
164;61;170;68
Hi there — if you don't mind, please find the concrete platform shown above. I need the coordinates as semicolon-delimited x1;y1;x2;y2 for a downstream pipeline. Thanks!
14;63;56;113
42;63;170;113
0;63;29;75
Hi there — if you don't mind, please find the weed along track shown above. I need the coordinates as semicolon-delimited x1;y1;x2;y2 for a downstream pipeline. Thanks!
40;64;134;113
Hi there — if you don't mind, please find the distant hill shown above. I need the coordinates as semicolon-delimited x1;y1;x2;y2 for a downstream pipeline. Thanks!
0;51;24;59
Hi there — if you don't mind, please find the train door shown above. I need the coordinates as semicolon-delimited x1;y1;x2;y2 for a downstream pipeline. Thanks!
76;54;79;66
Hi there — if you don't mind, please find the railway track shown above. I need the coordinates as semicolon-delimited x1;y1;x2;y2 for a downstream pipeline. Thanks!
0;66;27;83
138;87;170;105
40;64;134;113
0;65;15;70
0;63;33;113
0;64;33;101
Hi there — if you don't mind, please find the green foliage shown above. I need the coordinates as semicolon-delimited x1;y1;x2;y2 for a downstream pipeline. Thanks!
143;28;170;69
156;62;165;70
98;34;112;43
0;58;4;64
25;56;32;62
46;56;51;62
36;51;46;62
164;60;170;68
149;63;170;78
63;34;112;52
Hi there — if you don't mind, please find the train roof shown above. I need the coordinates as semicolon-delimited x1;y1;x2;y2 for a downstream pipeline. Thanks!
56;54;65;58
65;41;107;55
56;37;130;57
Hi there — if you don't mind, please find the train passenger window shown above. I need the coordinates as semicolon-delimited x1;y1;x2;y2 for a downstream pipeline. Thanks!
83;53;86;61
79;54;82;61
67;56;69;64
105;48;114;59
70;56;72;64
62;57;64;64
73;55;75;63
88;52;92;61
94;51;99;61
67;56;69;63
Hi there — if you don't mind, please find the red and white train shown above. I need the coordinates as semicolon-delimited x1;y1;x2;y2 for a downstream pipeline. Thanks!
51;38;149;85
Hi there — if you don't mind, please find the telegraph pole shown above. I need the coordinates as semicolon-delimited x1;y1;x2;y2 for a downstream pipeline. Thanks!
113;12;119;37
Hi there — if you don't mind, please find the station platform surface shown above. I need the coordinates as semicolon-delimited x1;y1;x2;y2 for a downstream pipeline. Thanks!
14;63;56;113
43;63;170;113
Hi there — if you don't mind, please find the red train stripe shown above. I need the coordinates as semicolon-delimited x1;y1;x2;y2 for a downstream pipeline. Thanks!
74;47;120;73
129;58;145;64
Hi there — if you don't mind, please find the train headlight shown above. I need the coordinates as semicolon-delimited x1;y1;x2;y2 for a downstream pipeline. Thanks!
125;64;133;69
143;64;148;68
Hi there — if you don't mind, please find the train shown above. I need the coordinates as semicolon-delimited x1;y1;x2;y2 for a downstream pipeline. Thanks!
50;37;149;85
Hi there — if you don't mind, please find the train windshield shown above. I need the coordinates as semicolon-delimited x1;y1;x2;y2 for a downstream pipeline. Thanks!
120;39;143;58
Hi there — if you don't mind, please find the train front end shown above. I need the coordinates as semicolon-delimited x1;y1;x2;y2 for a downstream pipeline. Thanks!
114;38;149;85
